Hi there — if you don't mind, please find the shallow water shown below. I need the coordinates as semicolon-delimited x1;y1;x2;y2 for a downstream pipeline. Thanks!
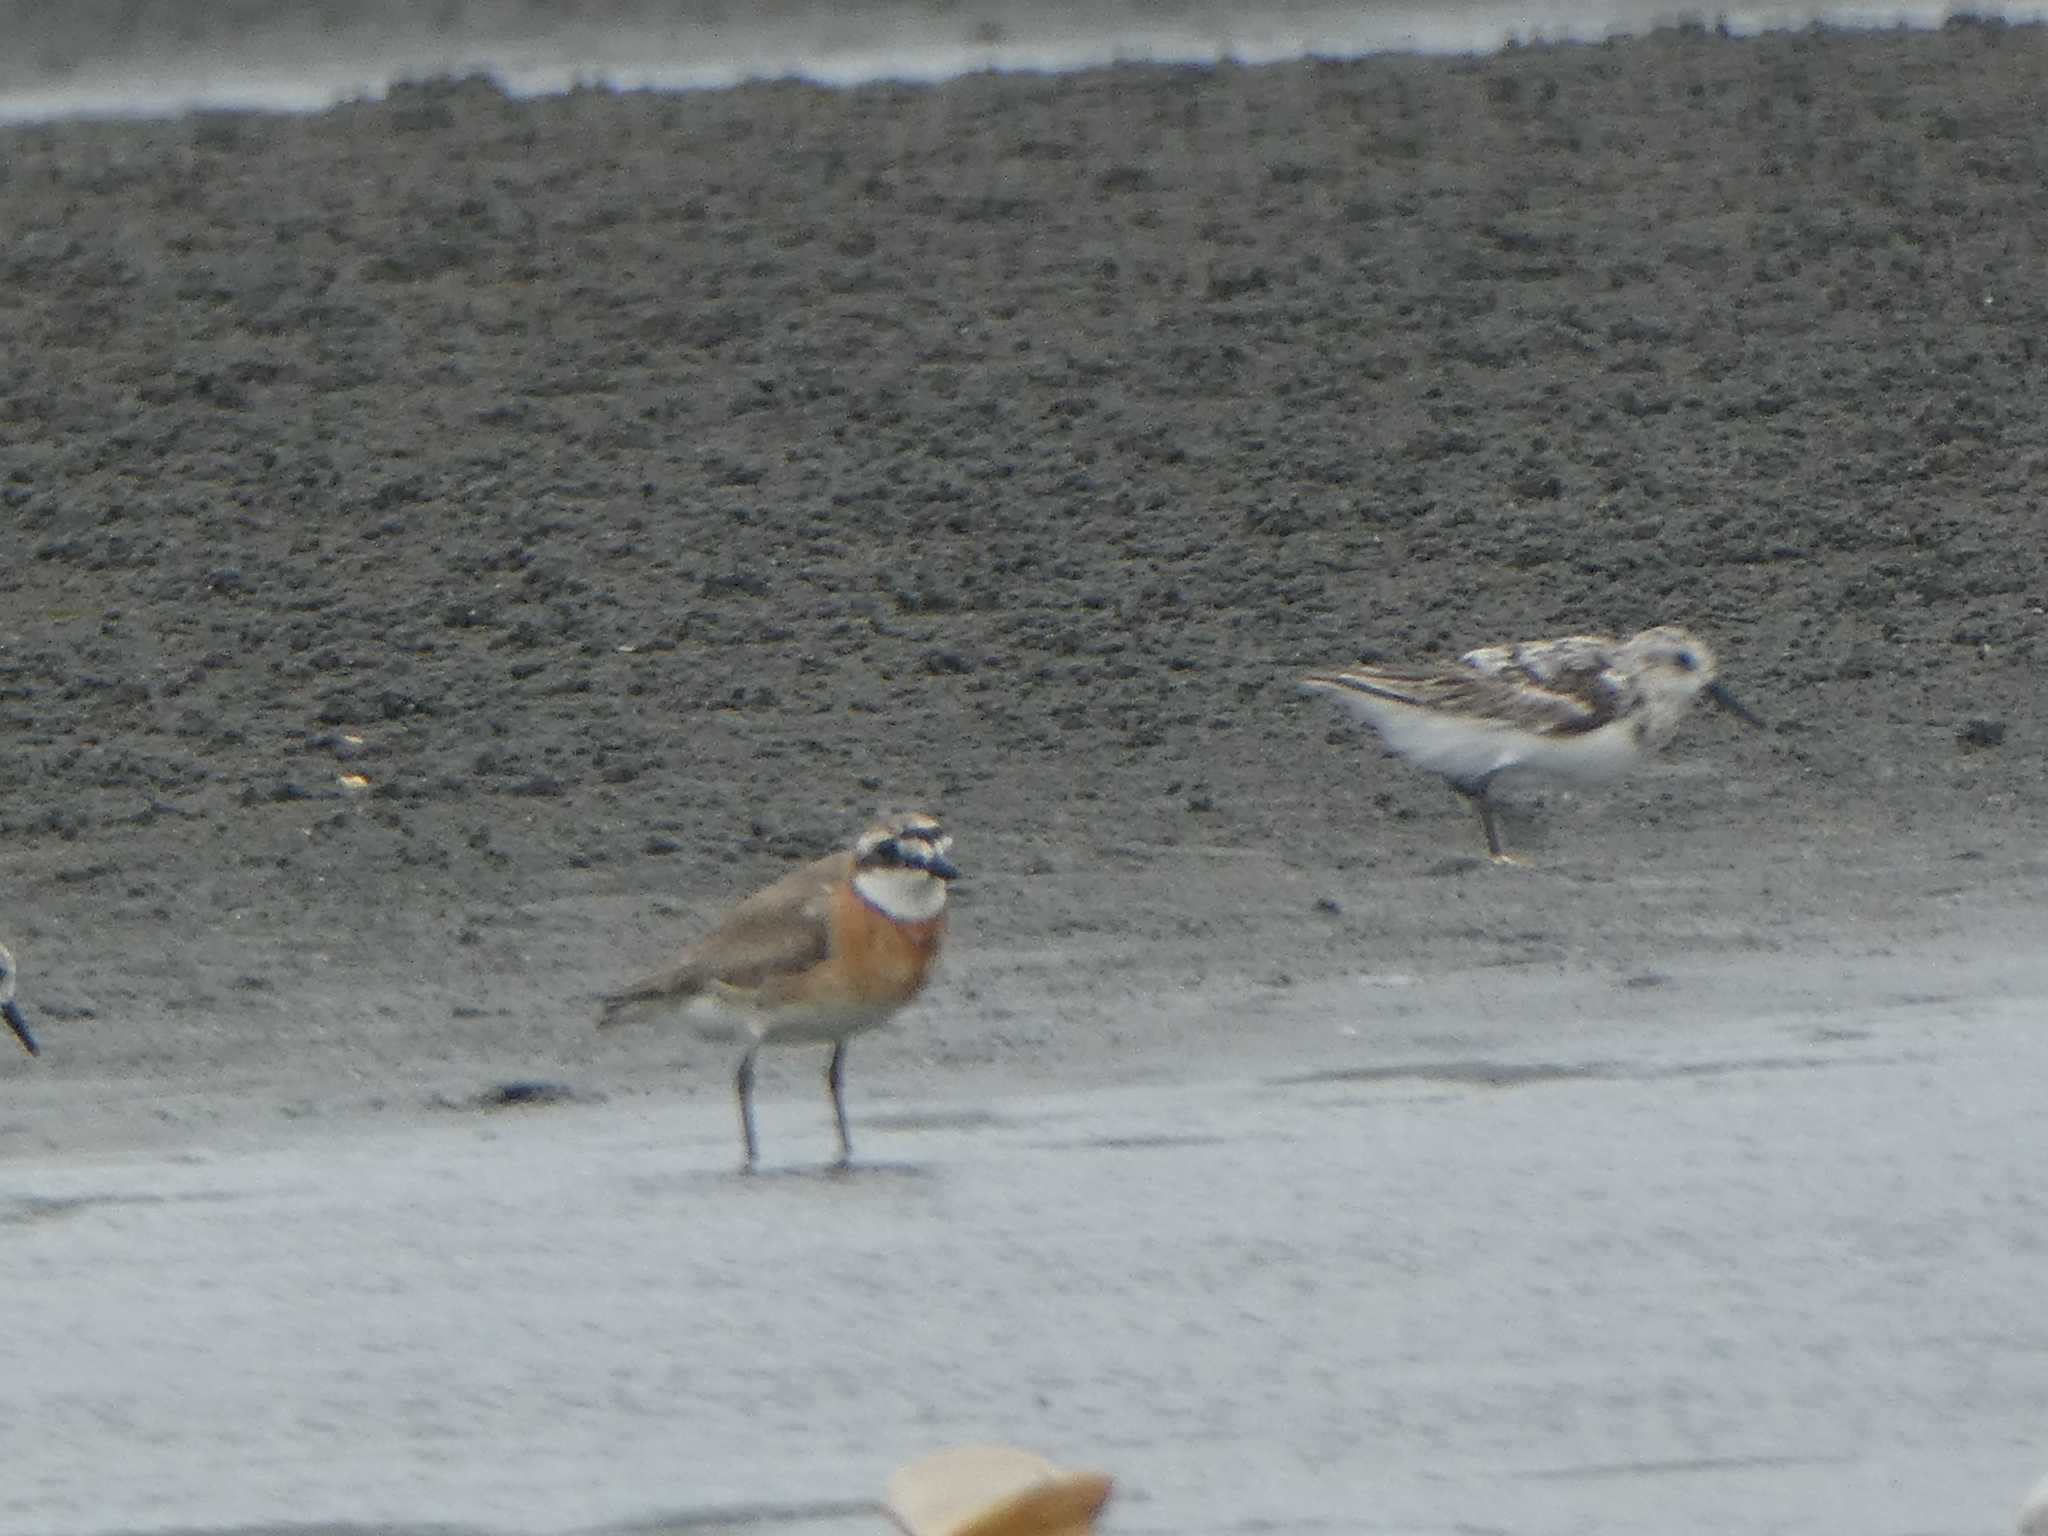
1;0;2044;123
3;947;2043;1536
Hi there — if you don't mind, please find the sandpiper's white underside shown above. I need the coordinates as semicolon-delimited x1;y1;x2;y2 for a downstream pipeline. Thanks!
1325;692;1644;786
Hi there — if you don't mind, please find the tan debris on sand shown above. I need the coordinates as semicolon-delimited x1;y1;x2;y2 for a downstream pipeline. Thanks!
887;1445;1113;1536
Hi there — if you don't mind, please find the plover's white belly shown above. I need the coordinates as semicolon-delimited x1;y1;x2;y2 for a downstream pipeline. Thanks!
687;990;896;1046
754;1006;899;1046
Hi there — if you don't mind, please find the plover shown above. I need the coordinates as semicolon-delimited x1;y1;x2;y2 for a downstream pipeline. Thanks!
0;943;40;1057
1300;625;1763;862
599;813;959;1170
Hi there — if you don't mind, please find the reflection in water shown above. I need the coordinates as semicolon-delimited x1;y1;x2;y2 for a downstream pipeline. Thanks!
1;0;2039;125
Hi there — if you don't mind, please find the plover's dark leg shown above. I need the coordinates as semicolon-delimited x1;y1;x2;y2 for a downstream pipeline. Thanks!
826;1041;853;1166
735;1044;761;1171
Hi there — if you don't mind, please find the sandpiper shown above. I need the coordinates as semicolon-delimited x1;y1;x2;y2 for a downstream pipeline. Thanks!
1301;625;1763;862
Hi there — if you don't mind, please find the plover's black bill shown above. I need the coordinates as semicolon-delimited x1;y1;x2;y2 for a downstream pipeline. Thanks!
1706;679;1765;729
2;1000;37;1057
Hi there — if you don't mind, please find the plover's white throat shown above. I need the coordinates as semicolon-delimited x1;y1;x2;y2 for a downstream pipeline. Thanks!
0;943;40;1057
1300;624;1763;863
599;813;959;1170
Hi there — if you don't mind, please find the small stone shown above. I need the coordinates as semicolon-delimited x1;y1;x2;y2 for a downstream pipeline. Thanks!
480;1080;578;1109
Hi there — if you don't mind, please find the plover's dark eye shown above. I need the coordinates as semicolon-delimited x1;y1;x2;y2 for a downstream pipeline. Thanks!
1675;651;1699;672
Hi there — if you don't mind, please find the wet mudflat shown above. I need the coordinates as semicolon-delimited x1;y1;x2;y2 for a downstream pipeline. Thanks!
3;16;2048;1535
2;939;2042;1536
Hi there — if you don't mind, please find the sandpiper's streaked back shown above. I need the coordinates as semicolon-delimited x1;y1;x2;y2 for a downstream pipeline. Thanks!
1300;625;1762;863
599;813;958;1170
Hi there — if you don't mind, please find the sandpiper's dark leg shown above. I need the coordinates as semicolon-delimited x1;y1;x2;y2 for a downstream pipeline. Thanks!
2;1000;36;1057
1474;787;1507;861
735;1044;760;1171
1455;776;1516;863
826;1041;853;1166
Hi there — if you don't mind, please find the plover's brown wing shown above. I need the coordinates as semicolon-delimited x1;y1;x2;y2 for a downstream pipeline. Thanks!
598;851;844;1019
1303;662;1622;735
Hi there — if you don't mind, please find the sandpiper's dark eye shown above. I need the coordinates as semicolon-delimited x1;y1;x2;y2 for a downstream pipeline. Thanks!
1676;651;1699;672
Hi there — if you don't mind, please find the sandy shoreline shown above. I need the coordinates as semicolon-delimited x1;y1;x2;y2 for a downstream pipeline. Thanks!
1;23;2046;1533
3;21;2044;1139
